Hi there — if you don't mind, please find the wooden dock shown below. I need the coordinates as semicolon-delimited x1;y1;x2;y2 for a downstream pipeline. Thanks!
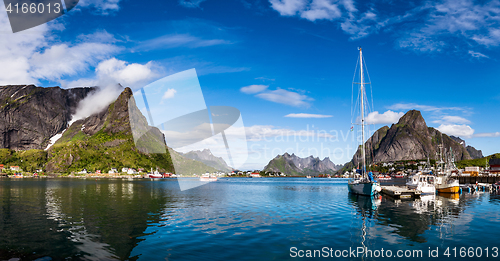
459;176;500;184
381;186;421;199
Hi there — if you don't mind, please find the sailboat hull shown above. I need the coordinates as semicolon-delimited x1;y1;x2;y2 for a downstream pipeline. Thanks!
348;181;379;196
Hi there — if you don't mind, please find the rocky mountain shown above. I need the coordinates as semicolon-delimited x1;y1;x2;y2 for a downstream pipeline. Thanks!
44;87;175;173
0;85;219;174
345;110;472;170
0;85;95;150
466;146;484;160
450;136;483;159
180;149;232;172
263;152;343;176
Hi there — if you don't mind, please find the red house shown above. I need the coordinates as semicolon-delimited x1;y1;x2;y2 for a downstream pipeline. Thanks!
490;159;500;175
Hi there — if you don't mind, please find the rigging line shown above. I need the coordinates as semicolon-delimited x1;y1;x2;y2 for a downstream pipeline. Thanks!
351;55;360;124
363;55;375;114
354;90;361;124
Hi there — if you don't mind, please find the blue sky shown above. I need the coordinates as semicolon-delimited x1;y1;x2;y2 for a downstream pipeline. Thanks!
1;0;499;169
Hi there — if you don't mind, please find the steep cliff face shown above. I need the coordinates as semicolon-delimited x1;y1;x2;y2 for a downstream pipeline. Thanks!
0;85;95;150
263;153;342;176
466;146;483;159
349;110;471;168
45;87;175;173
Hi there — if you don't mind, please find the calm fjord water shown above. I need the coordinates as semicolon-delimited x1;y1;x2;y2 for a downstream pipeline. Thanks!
1;178;500;260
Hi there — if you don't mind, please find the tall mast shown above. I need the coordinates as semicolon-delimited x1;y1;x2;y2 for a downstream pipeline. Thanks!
359;47;366;177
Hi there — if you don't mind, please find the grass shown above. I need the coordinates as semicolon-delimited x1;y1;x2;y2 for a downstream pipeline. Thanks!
47;128;175;174
456;153;500;169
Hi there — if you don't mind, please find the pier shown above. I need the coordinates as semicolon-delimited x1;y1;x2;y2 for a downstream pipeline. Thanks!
458;176;500;184
381;186;421;199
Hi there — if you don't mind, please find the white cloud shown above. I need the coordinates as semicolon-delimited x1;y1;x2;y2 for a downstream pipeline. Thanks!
255;88;313;107
0;6;120;85
473;132;500;138
63;58;159;123
270;0;358;21
285;113;332;118
433;115;471;125
269;0;382;40
30;42;119;81
397;32;446;52
63;58;159;89
70;84;123;123
397;0;500;51
269;0;500;52
77;0;121;14
341;9;381;40
138;34;231;51
162;89;177;100
365;110;404;124
244;125;334;141
240;84;268;94
300;0;343;21
387;103;468;113
179;0;207;8
437;124;475;138
468;50;489;59
269;0;307;16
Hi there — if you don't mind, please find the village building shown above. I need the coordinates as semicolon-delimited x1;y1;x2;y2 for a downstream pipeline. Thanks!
490;159;500;175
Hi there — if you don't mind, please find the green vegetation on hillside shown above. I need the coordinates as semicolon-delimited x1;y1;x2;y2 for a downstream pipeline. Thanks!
456;153;500;169
0;148;47;172
47;122;175;174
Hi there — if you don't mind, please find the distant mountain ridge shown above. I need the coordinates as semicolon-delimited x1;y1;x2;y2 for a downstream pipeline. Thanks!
449;136;483;159
180;149;232;172
263;153;343;176
342;110;475;172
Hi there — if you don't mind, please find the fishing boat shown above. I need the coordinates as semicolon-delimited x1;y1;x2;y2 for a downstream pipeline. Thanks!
200;173;217;182
377;175;392;181
406;171;435;194
435;145;460;193
347;47;381;196
435;175;459;193
148;168;163;178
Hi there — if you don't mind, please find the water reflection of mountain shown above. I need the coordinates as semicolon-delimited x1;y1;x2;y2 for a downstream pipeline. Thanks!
0;179;175;260
348;193;475;243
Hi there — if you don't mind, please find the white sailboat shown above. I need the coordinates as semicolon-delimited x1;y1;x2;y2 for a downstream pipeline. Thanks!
348;47;381;196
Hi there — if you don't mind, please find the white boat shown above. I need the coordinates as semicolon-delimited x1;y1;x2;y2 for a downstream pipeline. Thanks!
347;47;381;196
377;175;392;181
148;168;163;178
200;173;217;182
306;175;312;179
406;172;435;194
